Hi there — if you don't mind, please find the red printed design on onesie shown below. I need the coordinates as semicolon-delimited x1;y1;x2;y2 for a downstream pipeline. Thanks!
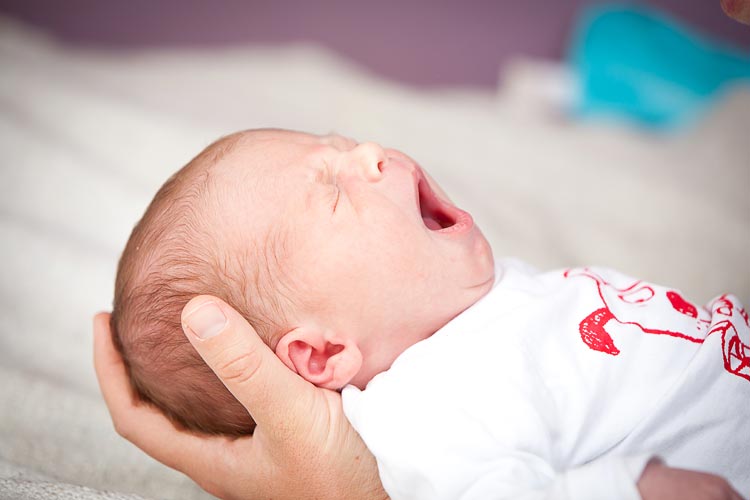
564;268;750;382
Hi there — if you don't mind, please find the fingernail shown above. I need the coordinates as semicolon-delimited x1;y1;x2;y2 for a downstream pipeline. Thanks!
184;302;227;339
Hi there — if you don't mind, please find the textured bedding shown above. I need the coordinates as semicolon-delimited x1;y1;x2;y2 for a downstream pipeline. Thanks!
0;16;748;500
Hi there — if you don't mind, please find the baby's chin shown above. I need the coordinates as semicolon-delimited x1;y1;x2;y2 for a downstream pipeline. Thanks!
460;224;495;290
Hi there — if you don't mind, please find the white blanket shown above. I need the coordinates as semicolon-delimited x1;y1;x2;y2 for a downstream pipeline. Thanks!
0;16;747;500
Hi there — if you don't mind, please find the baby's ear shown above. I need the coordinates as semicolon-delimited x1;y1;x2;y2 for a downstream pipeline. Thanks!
275;327;362;390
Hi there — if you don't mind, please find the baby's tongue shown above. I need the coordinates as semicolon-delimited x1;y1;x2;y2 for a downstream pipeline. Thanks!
423;215;442;230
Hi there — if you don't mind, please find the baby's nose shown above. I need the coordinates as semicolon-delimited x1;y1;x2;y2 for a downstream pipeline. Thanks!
349;142;385;181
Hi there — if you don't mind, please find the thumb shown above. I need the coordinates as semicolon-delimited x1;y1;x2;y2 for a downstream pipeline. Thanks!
181;295;314;435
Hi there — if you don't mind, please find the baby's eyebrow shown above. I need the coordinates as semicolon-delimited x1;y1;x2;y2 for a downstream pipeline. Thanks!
321;131;340;141
311;164;327;183
301;163;328;209
320;133;357;150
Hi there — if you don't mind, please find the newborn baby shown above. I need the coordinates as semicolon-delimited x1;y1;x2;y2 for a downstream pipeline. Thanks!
111;128;494;435
112;128;749;499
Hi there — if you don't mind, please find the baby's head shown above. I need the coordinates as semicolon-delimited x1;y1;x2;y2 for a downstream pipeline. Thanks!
111;129;494;435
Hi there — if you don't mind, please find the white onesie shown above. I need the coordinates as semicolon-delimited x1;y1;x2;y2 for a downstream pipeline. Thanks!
343;259;750;500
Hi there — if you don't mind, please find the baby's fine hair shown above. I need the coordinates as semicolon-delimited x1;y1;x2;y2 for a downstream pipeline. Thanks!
111;131;286;436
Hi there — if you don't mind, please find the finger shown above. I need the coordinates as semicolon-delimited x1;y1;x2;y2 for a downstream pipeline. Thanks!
722;0;750;24
181;295;315;436
92;312;237;488
93;312;134;411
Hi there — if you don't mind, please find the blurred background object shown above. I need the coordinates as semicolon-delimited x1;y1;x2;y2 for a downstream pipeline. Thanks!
568;4;750;128
0;0;748;89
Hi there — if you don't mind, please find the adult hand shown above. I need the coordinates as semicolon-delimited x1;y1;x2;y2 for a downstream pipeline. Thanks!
721;0;750;24
637;460;745;500
93;295;389;500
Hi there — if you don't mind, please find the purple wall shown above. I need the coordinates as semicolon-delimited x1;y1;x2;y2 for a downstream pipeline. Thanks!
1;0;748;88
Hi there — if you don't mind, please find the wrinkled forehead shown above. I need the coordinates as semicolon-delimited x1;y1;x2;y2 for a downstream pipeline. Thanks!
201;129;333;237
211;129;361;200
231;129;319;170
193;129;355;287
212;129;353;182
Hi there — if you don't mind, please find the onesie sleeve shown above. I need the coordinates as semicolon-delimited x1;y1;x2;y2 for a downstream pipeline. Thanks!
346;374;652;500
342;335;654;500
424;454;651;500
540;454;652;500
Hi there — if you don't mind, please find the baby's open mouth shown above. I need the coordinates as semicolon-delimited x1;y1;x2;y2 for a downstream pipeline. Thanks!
417;178;457;230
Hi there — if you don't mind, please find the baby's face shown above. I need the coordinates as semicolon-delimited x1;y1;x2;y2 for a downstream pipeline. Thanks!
211;130;494;386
